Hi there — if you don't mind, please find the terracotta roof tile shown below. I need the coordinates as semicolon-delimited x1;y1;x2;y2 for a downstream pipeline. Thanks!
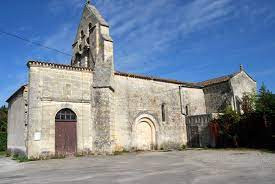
114;71;202;88
196;72;240;87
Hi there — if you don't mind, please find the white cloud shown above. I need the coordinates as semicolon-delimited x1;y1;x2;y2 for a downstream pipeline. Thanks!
95;0;235;73
36;0;272;76
48;0;83;15
38;0;236;72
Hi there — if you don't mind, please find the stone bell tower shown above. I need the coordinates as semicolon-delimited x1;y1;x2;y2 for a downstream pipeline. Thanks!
72;1;115;154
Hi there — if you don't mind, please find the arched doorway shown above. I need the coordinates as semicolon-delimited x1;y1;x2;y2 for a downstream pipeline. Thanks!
134;115;158;151
55;109;77;156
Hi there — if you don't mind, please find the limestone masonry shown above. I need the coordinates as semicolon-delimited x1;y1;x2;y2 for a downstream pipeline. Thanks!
6;2;256;158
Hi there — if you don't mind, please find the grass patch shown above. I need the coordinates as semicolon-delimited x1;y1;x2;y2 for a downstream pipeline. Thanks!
177;144;187;151
11;154;66;162
113;149;130;156
0;151;6;156
12;154;29;163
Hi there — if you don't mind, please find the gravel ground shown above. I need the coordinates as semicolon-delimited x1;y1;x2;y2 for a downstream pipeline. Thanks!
0;150;274;184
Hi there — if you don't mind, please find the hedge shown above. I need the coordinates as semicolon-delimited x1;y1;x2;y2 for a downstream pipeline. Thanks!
0;132;7;151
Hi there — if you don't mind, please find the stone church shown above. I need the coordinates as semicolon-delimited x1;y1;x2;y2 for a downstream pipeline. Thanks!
6;2;256;158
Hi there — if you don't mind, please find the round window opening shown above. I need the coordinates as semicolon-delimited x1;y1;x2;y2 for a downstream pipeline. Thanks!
55;109;77;122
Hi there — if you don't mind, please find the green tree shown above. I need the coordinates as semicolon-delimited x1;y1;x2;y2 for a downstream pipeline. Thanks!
0;105;8;151
256;83;275;127
217;106;241;147
241;92;256;114
0;106;8;132
256;83;274;113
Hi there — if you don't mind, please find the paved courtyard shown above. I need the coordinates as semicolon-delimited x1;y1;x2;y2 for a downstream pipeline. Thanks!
0;150;274;184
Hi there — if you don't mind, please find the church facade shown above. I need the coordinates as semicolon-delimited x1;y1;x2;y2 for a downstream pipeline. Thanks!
6;3;256;158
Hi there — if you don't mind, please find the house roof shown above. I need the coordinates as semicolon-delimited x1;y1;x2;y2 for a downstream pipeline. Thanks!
115;71;202;88
26;61;201;88
196;72;240;87
6;85;28;103
196;70;256;87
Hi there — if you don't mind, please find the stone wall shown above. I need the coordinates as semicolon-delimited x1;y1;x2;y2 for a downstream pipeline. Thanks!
92;88;115;154
27;64;93;158
180;87;206;115
230;71;257;112
203;82;233;113
186;113;218;148
7;86;28;155
113;75;187;151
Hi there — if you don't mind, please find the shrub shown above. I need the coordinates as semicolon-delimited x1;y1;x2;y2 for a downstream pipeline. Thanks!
0;132;7;151
180;144;186;150
215;106;241;147
0;106;8;152
12;154;29;163
210;85;275;149
242;92;256;114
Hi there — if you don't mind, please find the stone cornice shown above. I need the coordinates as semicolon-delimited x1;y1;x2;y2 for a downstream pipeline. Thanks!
40;97;91;104
27;61;93;72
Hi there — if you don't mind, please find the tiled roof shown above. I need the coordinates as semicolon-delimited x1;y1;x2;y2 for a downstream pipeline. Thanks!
114;71;202;88
196;72;240;87
26;61;201;87
26;61;257;89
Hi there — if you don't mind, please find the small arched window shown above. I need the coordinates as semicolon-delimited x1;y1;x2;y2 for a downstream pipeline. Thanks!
55;109;77;122
161;103;166;122
185;105;189;116
80;30;84;39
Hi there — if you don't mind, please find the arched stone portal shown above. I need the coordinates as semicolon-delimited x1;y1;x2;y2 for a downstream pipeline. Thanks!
55;108;77;156
133;114;158;151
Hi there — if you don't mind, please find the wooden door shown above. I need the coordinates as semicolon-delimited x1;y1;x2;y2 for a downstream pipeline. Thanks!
190;126;200;147
55;122;77;156
187;125;200;147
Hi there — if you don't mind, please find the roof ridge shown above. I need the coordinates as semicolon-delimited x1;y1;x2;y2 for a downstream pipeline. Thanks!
115;71;202;88
196;71;241;87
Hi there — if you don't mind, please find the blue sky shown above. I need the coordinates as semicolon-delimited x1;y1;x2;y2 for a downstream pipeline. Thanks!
0;0;274;106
